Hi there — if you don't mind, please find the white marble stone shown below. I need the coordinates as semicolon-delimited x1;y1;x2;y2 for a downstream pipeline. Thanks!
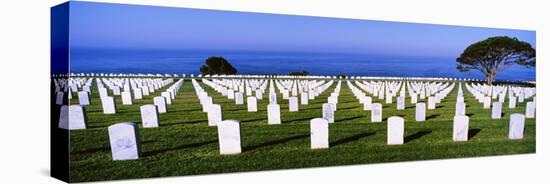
483;96;491;109
387;116;404;145
78;91;90;105
385;94;393;104
207;104;223;126
269;92;277;104
508;113;525;139
140;104;159;128
267;104;281;125
113;87;121;96
101;96;116;114
161;92;172;105
133;89;143;100
322;103;335;123
235;92;244;105
153;96;167;113
227;89;235;99
121;91;132;105
525;101;535;118
247;96;258;112
201;96;213;113
456;96;464;103
289;97;299;112
397;96;405;110
363;96;372;110
301;92;309;105
55;92;64;105
310;118;329;149
415;103;426;122
62;105;87;130
108;122;141;160
427;96;436;109
452;115;469;141
491;102;502;119
371;103;382;123
328;96;338;110
255;90;263;100
217;120;241;154
455;102;465;116
99;88;108;98
142;87;150;96
508;96;516;109
411;94;417;104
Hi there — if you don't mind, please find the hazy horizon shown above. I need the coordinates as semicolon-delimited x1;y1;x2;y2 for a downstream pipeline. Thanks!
66;1;536;80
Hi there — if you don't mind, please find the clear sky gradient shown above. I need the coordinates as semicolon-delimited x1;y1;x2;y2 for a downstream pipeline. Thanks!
69;1;536;58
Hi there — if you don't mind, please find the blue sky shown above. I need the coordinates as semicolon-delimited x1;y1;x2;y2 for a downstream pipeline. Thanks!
69;1;536;58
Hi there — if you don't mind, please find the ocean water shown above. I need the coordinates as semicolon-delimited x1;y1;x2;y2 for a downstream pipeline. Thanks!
70;48;535;81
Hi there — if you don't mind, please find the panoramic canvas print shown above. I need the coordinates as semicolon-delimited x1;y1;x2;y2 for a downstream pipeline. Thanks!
51;1;536;182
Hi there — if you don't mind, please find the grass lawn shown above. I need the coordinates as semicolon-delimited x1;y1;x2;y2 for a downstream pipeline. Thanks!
67;78;535;182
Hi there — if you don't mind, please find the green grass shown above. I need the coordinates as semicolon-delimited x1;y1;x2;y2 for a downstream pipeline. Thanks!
68;79;535;182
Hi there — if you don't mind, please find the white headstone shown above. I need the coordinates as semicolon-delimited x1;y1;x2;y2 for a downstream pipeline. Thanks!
161;92;172;105
301;93;308;105
108;122;141;160
397;96;405;110
247;97;258;112
289;97;299;112
371;103;382;123
310;118;329;149
455;102;465;116
217;120;241;154
525;101;535;118
101;96;116;114
207;104;223;126
508;113;525;140
113;87;121;96
322;103;335;123
235;92;244;105
142;87;150;96
55;92;64;105
387;116;404;145
428;96;436;109
385;94;393;104
456;96;464;103
508;96;516;109
255;90;263;100
415;103;426;122
267;104;281;125
269;92;277;104
411;94;417;104
227;89;235;99
133;89;143;99
61;105;87;130
201;96;213;113
483;96;491;109
140;104;159;128
491;102;502;119
452;115;469;141
363;96;372;110
153;96;167;113
121;91;133;105
328;96;338;110
78;91;90;105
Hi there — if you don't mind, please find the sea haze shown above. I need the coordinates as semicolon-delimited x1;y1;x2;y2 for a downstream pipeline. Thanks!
69;48;535;81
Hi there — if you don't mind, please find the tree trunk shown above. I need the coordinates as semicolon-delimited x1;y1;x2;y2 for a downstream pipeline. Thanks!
486;71;495;86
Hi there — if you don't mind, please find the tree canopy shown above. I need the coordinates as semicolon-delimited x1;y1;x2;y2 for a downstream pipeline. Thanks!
288;70;309;76
199;57;237;75
456;36;535;85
